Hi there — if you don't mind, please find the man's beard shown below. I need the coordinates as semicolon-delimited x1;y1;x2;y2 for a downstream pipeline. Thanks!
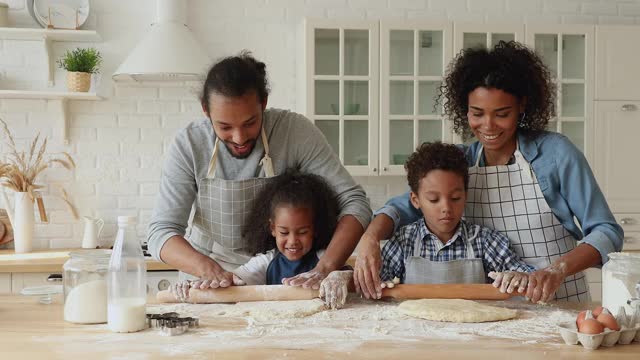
223;138;258;159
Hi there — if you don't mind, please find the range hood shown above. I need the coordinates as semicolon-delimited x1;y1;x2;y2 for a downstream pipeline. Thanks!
112;0;211;82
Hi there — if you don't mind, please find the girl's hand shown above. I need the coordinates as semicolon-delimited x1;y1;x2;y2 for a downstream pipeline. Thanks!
319;270;353;310
488;271;529;294
525;263;567;303
282;267;328;289
353;233;383;299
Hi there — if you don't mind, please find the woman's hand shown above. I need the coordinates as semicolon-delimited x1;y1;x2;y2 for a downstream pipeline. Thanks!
353;233;383;299
525;263;568;303
488;271;529;294
319;270;353;309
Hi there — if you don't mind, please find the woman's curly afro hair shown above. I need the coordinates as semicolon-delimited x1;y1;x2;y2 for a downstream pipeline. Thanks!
437;41;556;140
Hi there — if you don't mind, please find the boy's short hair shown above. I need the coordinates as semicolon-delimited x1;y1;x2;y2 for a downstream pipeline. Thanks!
405;142;469;193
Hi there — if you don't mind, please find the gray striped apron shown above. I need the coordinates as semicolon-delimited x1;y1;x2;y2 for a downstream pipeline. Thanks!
405;224;486;284
181;127;276;281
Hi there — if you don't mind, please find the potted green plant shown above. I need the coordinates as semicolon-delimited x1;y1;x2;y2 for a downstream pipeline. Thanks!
57;47;102;92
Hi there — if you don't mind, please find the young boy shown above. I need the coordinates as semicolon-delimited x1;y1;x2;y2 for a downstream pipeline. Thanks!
380;142;534;292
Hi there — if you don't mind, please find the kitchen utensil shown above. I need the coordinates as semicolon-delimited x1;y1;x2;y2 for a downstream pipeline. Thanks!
146;312;199;336
381;284;516;300
81;216;104;249
157;283;515;304
20;284;63;304
157;285;320;303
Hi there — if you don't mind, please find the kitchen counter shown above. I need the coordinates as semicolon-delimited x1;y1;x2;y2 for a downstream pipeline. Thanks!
1;294;638;359
0;248;175;273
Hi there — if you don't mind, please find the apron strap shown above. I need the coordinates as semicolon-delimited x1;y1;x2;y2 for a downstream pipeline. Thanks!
463;224;480;259
413;227;428;257
206;126;275;180
206;137;220;179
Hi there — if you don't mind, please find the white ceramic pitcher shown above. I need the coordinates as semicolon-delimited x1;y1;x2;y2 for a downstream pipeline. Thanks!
1;191;35;253
82;216;104;249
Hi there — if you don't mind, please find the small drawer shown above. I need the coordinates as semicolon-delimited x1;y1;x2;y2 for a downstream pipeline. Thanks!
11;272;62;294
0;274;10;295
614;214;640;231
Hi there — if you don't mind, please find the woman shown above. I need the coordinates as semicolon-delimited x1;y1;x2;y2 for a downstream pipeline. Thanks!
355;41;623;303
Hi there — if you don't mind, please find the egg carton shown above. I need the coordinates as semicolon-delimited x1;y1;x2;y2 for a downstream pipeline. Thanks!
558;305;640;350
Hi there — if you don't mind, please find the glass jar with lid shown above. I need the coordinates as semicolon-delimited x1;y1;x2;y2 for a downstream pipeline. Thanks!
63;249;111;324
602;252;640;314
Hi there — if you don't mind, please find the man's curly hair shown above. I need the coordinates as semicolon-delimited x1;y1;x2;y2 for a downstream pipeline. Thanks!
405;142;469;193
437;41;556;140
243;169;339;255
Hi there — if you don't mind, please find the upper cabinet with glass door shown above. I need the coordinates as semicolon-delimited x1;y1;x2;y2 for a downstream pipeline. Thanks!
452;24;525;144
380;21;453;176
304;19;380;176
525;25;594;161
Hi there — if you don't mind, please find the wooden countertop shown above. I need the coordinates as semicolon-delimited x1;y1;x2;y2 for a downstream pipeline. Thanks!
1;294;638;359
0;248;175;273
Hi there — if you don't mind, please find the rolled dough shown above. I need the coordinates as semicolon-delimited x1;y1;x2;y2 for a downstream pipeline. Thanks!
397;299;517;323
214;299;326;321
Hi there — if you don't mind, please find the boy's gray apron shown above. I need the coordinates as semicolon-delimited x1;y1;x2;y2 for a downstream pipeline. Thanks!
181;127;276;281
464;145;589;302
405;225;486;284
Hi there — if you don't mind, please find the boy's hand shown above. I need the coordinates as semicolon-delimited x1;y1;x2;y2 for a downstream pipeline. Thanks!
319;270;353;310
488;271;528;294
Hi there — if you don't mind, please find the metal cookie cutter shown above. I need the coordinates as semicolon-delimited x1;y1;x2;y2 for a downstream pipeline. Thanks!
146;312;199;336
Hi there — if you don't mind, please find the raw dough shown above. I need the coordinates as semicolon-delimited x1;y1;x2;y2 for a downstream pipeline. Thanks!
214;299;326;321
397;299;517;323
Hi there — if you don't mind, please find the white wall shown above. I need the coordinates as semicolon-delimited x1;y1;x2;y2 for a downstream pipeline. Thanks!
1;0;639;249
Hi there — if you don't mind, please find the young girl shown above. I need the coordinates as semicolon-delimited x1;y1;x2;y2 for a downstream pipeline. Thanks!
233;170;339;286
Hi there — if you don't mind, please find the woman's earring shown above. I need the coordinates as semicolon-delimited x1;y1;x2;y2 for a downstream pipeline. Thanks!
518;112;526;127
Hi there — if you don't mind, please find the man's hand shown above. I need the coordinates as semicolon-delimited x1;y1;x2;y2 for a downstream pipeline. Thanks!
353;234;383;299
319;270;353;309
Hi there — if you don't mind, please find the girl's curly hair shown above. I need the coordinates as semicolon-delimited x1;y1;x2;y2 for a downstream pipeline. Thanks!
243;169;339;255
437;41;556;140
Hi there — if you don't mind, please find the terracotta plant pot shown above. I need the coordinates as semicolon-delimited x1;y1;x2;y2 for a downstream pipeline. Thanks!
66;71;91;92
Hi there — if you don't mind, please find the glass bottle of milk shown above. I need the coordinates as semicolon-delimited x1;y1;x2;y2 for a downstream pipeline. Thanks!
107;216;147;333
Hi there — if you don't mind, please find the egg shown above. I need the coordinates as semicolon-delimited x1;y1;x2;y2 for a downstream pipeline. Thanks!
592;306;606;317
578;318;605;334
576;310;587;327
596;311;620;331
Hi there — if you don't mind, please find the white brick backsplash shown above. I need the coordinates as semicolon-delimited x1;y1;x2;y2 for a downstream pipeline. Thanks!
138;100;181;114
3;0;640;250
429;0;468;12
49;238;81;249
118;196;156;210
114;86;159;99
140;183;160;196
73;114;118;128
349;0;388;9
620;4;640;17
2;99;47;112
468;0;506;13
543;0;579;14
506;0;542;14
581;2;618;16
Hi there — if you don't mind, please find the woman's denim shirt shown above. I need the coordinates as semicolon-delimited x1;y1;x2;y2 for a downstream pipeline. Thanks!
375;131;624;266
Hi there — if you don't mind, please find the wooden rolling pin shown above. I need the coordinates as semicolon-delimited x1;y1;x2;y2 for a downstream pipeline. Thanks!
157;285;319;303
157;284;517;303
382;284;517;300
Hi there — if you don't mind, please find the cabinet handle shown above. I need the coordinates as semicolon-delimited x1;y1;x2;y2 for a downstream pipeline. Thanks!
621;104;637;111
623;237;635;244
620;218;635;225
47;274;62;282
383;167;388;172
372;168;377;172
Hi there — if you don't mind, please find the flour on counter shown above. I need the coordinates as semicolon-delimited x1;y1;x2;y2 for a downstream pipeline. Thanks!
36;297;577;356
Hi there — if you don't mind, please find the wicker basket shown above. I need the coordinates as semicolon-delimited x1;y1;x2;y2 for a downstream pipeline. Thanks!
66;71;91;92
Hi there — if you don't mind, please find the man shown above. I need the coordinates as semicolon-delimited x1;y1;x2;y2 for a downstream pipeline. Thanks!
147;51;371;290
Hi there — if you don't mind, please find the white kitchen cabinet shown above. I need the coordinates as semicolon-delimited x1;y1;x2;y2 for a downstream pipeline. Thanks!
595;26;640;101
11;272;61;294
379;21;453;175
593;101;640;213
304;19;380;176
525;25;595;162
0;273;10;295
